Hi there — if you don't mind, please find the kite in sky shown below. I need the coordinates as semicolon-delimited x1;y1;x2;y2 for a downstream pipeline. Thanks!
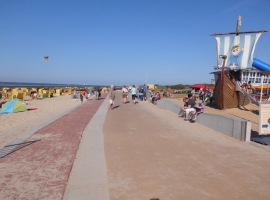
43;56;49;61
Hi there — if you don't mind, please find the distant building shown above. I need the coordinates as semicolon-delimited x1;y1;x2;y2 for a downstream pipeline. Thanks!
147;84;155;90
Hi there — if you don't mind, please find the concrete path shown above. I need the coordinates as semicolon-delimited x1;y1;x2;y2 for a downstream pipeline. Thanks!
0;95;107;200
103;92;270;200
64;95;110;199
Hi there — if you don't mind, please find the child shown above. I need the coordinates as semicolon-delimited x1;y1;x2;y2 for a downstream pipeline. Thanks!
193;101;205;120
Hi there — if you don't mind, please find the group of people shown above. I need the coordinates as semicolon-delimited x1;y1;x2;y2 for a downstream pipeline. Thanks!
108;84;205;122
108;84;162;110
149;90;161;104
187;88;213;106
74;85;103;103
121;84;151;105
109;84;139;110
126;85;141;105
108;84;137;110
240;81;255;94
198;88;213;104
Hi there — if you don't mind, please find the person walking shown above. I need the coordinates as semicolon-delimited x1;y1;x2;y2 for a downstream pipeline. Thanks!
143;84;147;101
80;90;86;103
131;85;137;105
109;85;115;110
94;85;100;100
122;85;128;104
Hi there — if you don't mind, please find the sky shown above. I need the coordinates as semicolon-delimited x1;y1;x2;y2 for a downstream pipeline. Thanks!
0;0;270;86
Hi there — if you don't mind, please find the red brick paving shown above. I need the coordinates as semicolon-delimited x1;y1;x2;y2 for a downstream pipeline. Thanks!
0;95;107;200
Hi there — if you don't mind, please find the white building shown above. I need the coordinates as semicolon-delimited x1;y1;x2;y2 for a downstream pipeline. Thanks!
211;67;270;87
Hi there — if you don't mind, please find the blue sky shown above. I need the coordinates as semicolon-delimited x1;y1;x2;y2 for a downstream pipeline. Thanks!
1;0;269;86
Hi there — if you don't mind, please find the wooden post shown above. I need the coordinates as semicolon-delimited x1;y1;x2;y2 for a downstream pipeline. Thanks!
221;56;227;109
260;75;264;104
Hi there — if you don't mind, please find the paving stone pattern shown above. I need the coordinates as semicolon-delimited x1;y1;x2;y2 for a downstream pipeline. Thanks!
0;95;106;200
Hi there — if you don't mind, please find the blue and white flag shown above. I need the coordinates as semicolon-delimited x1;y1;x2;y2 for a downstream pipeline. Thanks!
215;33;261;71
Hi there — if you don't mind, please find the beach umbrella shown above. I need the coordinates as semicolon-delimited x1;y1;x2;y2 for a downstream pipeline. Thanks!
0;99;27;114
43;56;49;61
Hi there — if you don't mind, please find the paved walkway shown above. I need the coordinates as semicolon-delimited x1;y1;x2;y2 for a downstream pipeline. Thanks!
103;92;270;200
0;95;107;200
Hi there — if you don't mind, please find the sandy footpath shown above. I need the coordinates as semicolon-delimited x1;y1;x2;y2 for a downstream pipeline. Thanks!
103;93;270;200
0;95;84;149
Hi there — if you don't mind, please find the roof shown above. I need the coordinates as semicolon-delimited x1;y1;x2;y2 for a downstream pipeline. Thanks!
190;84;214;89
261;71;270;76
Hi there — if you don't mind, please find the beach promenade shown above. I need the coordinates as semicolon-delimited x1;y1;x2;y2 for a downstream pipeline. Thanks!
0;91;270;199
0;94;107;199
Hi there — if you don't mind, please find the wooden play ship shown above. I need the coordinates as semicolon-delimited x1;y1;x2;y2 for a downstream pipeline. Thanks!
211;16;267;109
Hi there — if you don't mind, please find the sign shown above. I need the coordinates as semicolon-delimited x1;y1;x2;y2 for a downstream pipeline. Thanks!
259;103;270;135
211;79;215;84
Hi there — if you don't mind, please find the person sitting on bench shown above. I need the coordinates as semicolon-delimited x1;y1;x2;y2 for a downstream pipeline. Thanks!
183;96;196;121
150;90;158;105
179;96;188;117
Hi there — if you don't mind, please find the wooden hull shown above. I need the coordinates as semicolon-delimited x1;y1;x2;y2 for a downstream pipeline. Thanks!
214;73;250;109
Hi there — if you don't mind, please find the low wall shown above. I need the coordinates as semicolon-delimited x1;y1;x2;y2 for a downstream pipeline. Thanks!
156;100;181;115
157;100;251;141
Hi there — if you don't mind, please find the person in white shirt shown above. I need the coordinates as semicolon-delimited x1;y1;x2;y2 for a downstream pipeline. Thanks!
122;85;128;104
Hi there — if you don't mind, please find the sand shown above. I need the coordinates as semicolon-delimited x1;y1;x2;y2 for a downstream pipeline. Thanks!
0;95;83;149
166;98;260;132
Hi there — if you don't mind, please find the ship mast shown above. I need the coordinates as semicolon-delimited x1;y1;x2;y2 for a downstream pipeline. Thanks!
220;16;242;109
235;15;241;108
236;15;241;36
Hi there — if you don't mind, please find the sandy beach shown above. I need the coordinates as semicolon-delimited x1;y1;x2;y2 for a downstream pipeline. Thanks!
0;95;84;149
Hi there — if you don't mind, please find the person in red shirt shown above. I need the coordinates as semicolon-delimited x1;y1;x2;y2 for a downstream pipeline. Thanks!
157;92;161;100
80;90;86;103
